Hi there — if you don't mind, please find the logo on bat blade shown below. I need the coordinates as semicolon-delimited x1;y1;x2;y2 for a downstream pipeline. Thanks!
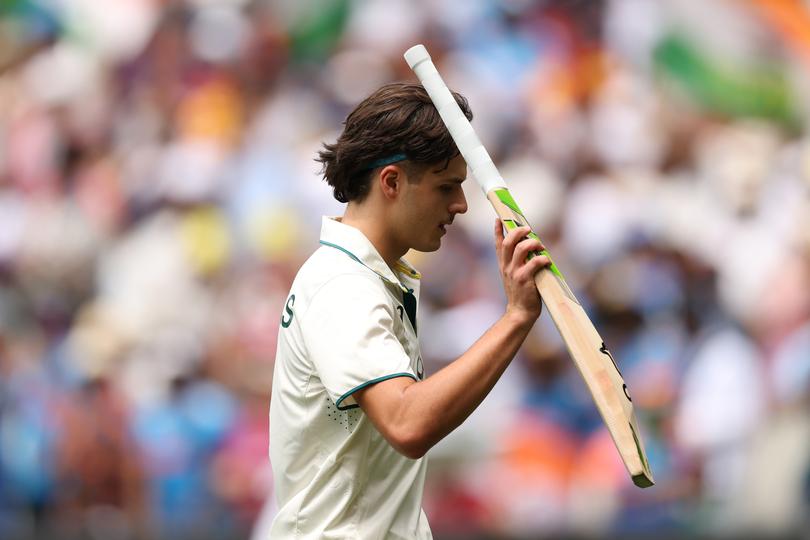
600;342;632;402
599;342;621;374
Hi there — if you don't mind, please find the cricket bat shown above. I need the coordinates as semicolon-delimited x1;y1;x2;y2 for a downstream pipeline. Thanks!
405;44;654;488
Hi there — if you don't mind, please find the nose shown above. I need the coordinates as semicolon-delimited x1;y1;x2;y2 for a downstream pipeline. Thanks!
451;189;468;215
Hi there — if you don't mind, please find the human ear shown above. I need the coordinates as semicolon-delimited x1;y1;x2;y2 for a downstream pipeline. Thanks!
379;165;403;200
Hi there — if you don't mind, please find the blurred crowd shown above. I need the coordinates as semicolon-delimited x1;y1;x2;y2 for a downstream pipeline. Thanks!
1;0;809;539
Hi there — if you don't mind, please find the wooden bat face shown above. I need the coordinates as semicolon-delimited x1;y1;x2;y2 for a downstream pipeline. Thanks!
488;187;654;488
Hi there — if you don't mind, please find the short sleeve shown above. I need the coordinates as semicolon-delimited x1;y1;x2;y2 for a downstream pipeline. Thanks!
302;274;417;410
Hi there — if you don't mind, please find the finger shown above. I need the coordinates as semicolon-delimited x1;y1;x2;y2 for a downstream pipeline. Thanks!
494;218;504;255
531;254;552;271
512;239;544;266
503;227;534;271
502;226;531;258
516;254;552;282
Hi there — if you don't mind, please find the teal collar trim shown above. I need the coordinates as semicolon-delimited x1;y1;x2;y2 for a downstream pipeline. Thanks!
320;240;363;266
320;240;412;294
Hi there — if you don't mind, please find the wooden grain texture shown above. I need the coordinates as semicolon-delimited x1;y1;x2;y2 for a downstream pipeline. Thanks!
488;189;654;487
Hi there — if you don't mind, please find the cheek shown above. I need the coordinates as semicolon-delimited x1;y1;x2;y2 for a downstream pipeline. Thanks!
404;193;431;221
402;208;434;245
415;203;441;230
401;189;443;234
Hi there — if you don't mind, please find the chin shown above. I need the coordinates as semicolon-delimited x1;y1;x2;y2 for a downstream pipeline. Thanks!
414;240;441;253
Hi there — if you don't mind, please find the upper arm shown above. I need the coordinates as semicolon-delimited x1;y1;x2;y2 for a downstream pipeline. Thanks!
354;376;423;458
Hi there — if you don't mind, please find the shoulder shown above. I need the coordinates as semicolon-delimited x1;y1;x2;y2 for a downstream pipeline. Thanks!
297;245;381;290
298;271;395;338
292;246;389;312
309;272;389;312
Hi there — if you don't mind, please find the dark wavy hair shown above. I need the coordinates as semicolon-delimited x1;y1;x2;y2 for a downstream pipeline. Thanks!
317;82;473;203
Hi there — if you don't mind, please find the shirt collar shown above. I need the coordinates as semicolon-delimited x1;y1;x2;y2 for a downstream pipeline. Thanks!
319;216;421;292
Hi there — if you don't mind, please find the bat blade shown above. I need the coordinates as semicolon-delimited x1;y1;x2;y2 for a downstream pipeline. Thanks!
488;189;654;488
405;43;654;488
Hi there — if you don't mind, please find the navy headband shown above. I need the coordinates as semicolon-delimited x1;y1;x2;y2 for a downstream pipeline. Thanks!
366;153;407;169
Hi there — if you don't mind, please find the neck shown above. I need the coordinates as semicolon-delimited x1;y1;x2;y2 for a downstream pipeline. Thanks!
341;203;406;268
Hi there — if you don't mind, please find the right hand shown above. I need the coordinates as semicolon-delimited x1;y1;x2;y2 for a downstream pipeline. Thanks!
494;219;551;325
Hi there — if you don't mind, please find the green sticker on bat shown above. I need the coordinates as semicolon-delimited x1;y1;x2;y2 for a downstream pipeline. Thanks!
499;209;564;280
495;188;524;217
498;193;578;303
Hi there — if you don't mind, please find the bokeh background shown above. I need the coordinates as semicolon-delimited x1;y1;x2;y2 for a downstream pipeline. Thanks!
1;0;809;539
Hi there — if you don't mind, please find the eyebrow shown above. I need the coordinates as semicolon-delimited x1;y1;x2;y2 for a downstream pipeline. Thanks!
443;177;466;183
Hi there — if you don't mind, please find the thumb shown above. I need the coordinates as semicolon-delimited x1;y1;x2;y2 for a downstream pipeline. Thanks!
494;217;504;253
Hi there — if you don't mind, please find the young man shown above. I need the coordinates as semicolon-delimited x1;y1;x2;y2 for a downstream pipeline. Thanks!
269;82;550;538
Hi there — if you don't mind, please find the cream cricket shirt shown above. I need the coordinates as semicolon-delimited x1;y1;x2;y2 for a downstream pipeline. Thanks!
269;217;431;539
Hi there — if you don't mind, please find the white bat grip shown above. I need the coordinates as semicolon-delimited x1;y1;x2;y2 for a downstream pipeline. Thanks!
404;44;507;193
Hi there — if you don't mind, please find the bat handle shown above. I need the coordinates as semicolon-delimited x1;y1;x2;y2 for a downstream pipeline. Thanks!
404;44;506;194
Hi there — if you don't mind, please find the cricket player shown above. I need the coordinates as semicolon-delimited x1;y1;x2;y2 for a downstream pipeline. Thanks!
269;82;550;538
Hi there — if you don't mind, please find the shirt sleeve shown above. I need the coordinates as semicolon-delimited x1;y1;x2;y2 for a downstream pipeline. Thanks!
301;273;417;410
